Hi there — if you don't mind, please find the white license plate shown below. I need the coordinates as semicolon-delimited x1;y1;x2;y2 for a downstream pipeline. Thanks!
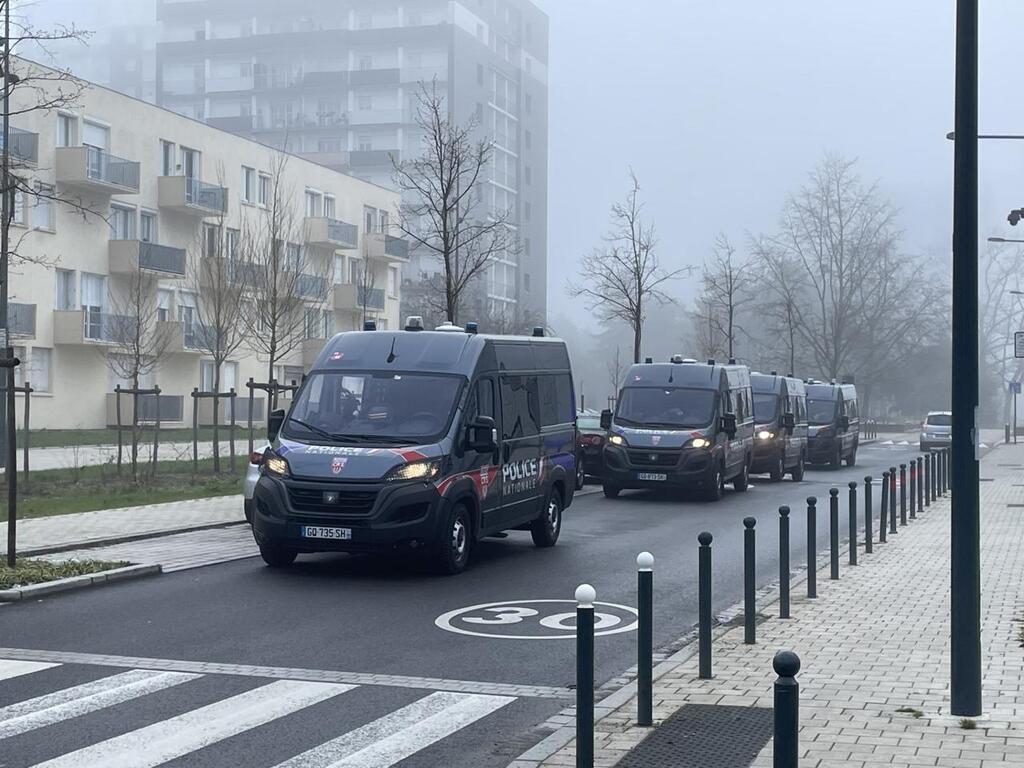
637;472;668;481
301;526;352;540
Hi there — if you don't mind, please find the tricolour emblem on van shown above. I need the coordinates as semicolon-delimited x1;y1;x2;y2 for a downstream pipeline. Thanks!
651;435;662;445
331;457;347;475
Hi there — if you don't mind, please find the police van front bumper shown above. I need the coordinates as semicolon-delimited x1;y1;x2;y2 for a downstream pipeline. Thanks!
251;474;447;555
602;445;717;489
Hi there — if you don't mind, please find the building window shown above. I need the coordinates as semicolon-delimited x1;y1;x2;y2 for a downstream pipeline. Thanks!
241;165;255;202
157;288;172;322
305;189;322;218
477;64;484;85
55;269;77;310
140;211;157;243
82;120;109;151
525;93;532;114
348;257;362;285
203;223;221;257
333;254;344;284
57;113;78;147
524;237;531;256
180;146;200;178
524;201;531;222
32;184;55;231
160;140;176;175
357;93;372;111
109;204;136;240
31;348;52;393
475;103;483;122
358;55;373;71
225;228;239;261
357;134;372;152
387;266;398;297
364;207;376;234
81;273;107;339
524;272;531;292
525;130;532;150
8;188;25;226
286;242;301;271
258;173;270;206
524;165;532;185
324;195;336;219
305;308;325;339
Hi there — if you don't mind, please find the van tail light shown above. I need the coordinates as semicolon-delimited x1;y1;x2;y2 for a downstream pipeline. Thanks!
249;451;265;465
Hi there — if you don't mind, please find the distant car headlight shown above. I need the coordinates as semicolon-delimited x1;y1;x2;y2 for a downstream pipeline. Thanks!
688;437;711;449
757;430;776;440
608;434;627;446
385;458;442;482
263;454;290;478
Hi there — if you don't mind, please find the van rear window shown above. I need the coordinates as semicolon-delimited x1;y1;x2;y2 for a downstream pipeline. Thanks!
926;414;951;426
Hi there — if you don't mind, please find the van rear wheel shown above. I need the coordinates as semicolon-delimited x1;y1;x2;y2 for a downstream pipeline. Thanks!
829;444;842;470
531;491;562;547
790;455;805;482
769;455;785;482
733;461;750;492
705;464;725;501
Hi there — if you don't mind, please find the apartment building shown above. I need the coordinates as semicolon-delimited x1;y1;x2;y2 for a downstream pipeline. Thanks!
6;58;405;430
153;0;548;327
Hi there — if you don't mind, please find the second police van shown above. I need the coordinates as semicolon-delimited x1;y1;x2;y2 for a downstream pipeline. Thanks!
749;372;808;481
805;381;860;468
250;318;577;574
600;358;754;501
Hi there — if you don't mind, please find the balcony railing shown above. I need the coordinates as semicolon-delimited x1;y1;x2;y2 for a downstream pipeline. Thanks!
1;127;38;165
8;302;36;337
384;235;409;260
160;175;228;215
84;310;137;343
56;146;141;194
186;178;227;212
305;216;358;249
358;286;385;311
86;147;141;189
137;394;184;422
111;240;187;277
297;273;327;299
184;322;216;350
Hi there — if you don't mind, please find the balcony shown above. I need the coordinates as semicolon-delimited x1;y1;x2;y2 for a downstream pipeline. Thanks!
158;175;228;216
207;115;255;132
106;392;185;425
205;75;253;93
349;68;400;86
358;286;386;311
8;302;36;338
155;320;196;354
348;108;405;126
305;217;358;249
296;273;328;300
56;146;140;195
53;309;136;346
109;240;187;277
2;127;38;165
364;233;410;262
347;149;394;167
332;282;357;310
183;322;217;351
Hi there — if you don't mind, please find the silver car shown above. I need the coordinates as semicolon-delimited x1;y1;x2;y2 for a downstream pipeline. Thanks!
919;411;951;452
243;444;268;523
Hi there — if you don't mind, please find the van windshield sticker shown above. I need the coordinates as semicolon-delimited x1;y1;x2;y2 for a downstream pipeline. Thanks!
301;445;383;456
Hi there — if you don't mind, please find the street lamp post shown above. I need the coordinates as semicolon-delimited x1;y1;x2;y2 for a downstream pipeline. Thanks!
950;0;982;717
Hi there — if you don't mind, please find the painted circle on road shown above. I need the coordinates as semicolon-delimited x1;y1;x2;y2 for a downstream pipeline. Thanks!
435;599;638;639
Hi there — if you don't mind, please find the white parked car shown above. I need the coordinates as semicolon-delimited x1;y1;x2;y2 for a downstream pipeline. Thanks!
919;411;951;452
243;445;268;523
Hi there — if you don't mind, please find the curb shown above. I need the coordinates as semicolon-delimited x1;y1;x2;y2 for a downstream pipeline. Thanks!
0;563;162;602
21;520;248;558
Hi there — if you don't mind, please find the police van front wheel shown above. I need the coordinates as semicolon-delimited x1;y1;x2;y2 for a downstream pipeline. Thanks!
435;503;473;575
531;492;562;548
259;542;296;568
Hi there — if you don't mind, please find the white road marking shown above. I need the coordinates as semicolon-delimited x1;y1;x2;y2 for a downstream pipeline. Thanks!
0;669;198;739
273;691;513;768
32;679;355;768
0;659;57;682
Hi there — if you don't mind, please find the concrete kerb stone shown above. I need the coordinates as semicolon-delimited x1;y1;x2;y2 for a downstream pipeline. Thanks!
21;520;248;557
0;563;161;602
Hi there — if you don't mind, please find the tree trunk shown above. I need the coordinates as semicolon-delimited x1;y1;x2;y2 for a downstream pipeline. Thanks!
130;373;140;484
633;321;642;364
212;366;221;473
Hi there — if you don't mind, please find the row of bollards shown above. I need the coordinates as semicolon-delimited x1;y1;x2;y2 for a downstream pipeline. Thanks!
573;447;952;768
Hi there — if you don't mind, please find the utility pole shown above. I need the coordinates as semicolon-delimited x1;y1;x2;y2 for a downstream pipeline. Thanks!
950;0;982;717
1;0;16;568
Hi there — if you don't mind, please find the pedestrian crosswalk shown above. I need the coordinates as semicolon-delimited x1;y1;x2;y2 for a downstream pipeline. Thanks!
0;658;518;767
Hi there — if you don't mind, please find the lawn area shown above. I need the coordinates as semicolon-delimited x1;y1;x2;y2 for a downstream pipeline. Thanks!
0;558;131;590
18;426;249;449
1;458;246;519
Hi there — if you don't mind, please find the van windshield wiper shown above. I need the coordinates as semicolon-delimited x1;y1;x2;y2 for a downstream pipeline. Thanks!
287;417;353;443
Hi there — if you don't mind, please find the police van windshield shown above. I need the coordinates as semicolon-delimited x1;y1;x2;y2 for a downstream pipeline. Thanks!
283;371;463;444
807;398;837;425
753;393;779;423
615;387;717;429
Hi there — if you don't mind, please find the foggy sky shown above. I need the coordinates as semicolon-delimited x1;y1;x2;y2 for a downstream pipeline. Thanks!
21;0;1024;326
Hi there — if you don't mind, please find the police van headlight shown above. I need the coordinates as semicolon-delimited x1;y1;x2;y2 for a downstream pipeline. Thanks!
687;437;711;449
263;453;290;478
757;430;776;441
385;459;442;482
607;434;627;446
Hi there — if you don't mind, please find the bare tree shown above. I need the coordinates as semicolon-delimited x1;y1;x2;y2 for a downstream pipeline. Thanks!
354;259;377;328
606;347;626;400
104;264;174;482
569;171;688;363
240;153;328;408
979;242;1024;425
750;236;806;376
391;80;515;324
700;233;751;359
688;295;728;361
185;169;248;472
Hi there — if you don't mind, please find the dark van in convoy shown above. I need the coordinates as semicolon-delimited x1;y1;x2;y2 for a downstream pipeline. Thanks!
749;372;808;481
600;358;754;501
805;381;860;468
251;319;577;574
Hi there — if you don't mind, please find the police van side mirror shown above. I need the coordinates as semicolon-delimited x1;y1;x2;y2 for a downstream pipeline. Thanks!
268;409;286;442
600;409;612;430
782;412;796;432
720;412;737;437
839;415;850;431
467;416;496;453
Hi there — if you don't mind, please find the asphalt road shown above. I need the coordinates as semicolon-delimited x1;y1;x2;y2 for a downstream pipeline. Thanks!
0;439;925;767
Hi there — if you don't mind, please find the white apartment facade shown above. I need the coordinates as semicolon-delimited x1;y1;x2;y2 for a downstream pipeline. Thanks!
7;58;406;430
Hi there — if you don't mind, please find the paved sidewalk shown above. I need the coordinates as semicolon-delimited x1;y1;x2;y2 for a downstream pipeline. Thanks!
5;495;244;555
521;445;1024;767
12;441;222;472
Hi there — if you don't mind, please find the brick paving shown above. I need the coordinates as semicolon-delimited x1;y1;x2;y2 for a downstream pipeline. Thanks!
523;444;1024;768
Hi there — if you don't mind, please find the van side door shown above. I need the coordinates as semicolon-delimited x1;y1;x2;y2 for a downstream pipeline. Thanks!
498;374;543;527
466;376;503;531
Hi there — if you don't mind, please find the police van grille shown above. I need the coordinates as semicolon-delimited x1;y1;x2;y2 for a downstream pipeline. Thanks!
287;486;378;515
627;450;680;467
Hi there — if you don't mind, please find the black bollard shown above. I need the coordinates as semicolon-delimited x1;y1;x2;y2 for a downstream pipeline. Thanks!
916;456;924;516
773;650;801;768
930;452;937;501
848;481;858;566
829;488;840;580
909;459;916;521
744;518;756;645
899;464;908;526
698;532;713;679
924;454;931;508
888;466;898;535
779;507;791;618
804;498;816;599
880;472;889;543
575;584;595;768
636;553;653;727
864;476;873;554
942;449;949;495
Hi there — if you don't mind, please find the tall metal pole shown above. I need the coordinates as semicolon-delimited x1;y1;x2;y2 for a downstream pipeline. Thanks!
1;0;15;569
950;0;982;717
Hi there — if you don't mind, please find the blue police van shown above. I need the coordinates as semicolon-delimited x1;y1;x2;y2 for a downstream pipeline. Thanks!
250;319;577;574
